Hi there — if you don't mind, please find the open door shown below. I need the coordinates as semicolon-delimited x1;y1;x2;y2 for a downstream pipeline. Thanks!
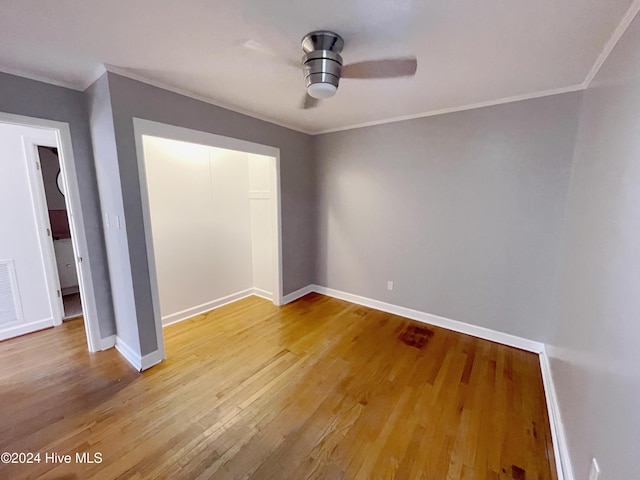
0;123;62;339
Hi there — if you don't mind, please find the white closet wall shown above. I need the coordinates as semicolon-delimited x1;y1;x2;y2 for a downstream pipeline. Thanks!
143;136;273;325
248;154;274;297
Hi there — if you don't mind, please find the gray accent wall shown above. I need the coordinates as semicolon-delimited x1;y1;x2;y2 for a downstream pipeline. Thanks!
0;71;116;339
549;11;640;480
104;73;315;355
314;93;583;342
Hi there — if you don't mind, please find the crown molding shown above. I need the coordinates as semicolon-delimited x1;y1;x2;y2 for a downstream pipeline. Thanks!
583;0;640;87
0;64;85;91
103;65;314;135
312;84;586;135
81;64;108;91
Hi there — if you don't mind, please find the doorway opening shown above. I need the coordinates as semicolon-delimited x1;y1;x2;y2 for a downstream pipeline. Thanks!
0;112;101;351
133;119;282;352
37;146;83;321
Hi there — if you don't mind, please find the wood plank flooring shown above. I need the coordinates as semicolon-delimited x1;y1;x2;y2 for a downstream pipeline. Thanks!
0;293;557;479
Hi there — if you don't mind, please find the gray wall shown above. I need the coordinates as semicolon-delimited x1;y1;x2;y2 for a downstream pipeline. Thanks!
0;71;115;339
549;11;640;480
314;93;583;342
104;73;315;355
86;75;141;353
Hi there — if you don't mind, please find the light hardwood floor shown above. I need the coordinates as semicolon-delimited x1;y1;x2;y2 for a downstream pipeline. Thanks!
0;293;557;480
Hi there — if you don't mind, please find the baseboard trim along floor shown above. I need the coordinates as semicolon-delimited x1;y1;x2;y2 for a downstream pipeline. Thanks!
284;284;543;352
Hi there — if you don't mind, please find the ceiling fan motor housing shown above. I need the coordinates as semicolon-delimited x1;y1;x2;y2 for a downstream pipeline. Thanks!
302;31;344;98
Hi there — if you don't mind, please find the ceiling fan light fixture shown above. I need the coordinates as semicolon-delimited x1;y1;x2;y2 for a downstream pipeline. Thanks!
295;30;417;109
307;82;337;99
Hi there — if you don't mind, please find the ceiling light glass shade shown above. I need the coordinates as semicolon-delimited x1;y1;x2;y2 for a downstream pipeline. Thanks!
307;82;337;99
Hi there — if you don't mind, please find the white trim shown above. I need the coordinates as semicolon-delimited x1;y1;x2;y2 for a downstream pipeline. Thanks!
311;285;544;353
98;334;116;351
271;153;284;306
161;289;254;327
140;349;163;371
115;336;142;371
252;288;273;301
282;284;315;304
0;63;583;135
133;118;283;158
81;64;107;91
0;65;86;91
314;85;585;135
103;66;586;136
539;348;574;480
0;113;102;352
105;65;312;134
0;318;54;342
583;0;640;87
115;337;163;371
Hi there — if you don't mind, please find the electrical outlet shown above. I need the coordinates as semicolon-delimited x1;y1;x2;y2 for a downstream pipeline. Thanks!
387;281;394;291
589;458;600;480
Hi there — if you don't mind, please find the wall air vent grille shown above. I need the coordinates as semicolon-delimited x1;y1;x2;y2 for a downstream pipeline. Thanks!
0;260;22;326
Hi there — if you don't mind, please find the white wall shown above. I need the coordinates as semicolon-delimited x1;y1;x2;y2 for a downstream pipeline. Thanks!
143;137;273;324
249;153;274;296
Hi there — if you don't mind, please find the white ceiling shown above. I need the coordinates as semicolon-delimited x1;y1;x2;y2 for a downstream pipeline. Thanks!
0;0;637;133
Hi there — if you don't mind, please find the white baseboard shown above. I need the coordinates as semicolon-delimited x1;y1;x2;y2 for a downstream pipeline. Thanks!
252;288;273;301
282;284;315;304
312;285;544;353
0;317;54;341
95;334;160;371
140;348;164;371
539;348;574;480
161;288;254;326
98;334;116;351
115;336;143;371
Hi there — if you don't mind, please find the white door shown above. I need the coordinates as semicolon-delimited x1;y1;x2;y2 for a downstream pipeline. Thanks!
0;123;62;341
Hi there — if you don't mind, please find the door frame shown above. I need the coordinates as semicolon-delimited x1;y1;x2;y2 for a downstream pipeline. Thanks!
0;112;102;352
132;118;283;350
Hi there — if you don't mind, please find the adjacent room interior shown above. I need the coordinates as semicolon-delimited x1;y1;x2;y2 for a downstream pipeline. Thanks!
1;1;639;479
37;146;84;320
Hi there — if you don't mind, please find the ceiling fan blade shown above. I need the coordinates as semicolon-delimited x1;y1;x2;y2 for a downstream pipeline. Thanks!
240;39;299;68
342;57;417;79
301;93;320;109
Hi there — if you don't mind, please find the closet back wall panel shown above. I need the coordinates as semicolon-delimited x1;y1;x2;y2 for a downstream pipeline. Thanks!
143;137;252;323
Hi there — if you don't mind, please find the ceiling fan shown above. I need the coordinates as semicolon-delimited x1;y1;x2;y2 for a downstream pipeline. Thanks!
243;31;417;109
299;31;417;109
